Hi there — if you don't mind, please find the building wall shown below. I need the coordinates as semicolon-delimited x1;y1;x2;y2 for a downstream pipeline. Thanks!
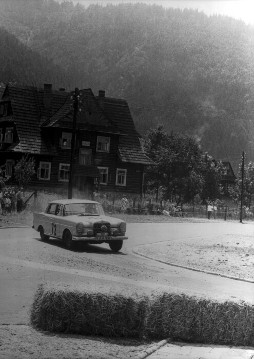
0;128;145;197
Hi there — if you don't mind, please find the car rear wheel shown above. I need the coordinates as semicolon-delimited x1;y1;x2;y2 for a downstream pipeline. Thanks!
39;227;49;242
109;240;123;252
64;230;73;250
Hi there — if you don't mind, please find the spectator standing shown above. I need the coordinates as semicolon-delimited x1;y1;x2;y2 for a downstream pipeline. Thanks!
213;203;217;219
16;188;23;212
121;196;129;213
11;189;17;212
207;203;213;219
4;196;11;213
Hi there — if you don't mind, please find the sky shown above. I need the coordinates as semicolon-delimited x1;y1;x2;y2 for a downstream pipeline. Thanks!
59;0;254;25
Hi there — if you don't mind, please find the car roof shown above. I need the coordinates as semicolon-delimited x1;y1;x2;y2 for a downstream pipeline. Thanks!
49;199;99;205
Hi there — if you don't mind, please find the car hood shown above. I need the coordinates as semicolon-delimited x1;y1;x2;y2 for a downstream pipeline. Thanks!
63;215;124;227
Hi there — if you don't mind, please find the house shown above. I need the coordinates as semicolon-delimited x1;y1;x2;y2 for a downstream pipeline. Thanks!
221;161;236;193
0;83;152;198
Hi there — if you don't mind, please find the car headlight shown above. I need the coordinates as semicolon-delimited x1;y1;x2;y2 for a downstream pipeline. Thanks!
119;222;126;234
76;222;84;235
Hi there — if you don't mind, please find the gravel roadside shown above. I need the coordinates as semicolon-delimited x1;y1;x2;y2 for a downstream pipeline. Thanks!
0;325;150;359
134;232;254;282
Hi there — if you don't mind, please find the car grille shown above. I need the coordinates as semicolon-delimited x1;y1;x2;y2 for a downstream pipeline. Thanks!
93;222;111;235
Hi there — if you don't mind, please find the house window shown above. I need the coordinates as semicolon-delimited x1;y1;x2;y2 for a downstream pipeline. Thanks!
0;102;11;117
59;163;70;182
0;128;3;143
79;148;92;165
38;162;51;180
98;167;108;185
5;160;15;177
60;132;72;149
116;168;127;186
4;127;13;143
96;136;110;152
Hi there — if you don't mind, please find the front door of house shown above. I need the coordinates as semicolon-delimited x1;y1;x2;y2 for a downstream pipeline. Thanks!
74;176;94;199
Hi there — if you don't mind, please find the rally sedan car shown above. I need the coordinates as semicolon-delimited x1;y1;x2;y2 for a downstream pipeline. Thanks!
33;199;128;252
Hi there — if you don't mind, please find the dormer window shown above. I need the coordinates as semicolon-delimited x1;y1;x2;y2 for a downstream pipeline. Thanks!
96;136;110;152
0;101;12;117
60;132;72;149
4;127;13;143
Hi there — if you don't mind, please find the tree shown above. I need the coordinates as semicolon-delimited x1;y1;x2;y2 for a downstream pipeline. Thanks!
143;125;170;200
14;155;35;188
229;161;254;208
144;125;224;205
159;135;205;205
200;154;224;202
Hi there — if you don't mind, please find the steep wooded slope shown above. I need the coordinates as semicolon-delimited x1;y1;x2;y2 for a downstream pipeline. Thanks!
0;0;254;167
0;26;69;87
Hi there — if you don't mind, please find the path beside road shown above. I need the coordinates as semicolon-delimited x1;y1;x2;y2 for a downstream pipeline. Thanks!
146;341;254;359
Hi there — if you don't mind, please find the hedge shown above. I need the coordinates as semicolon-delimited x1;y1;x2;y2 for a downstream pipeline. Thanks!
31;283;254;346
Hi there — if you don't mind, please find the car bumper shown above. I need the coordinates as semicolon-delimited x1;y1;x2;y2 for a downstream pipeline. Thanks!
72;235;128;242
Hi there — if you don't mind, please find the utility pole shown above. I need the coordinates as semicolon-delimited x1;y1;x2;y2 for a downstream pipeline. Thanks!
68;87;79;199
240;151;245;223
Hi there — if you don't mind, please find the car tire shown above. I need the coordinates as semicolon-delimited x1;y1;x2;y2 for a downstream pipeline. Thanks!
109;240;123;252
64;230;73;250
39;227;49;242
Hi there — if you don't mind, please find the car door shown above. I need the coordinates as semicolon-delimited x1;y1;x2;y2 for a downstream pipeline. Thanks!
45;203;57;236
55;204;64;238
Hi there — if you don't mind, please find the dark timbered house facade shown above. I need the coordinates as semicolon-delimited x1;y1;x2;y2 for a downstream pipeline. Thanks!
0;84;152;198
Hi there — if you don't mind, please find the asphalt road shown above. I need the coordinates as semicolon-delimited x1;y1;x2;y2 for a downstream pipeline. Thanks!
1;221;254;326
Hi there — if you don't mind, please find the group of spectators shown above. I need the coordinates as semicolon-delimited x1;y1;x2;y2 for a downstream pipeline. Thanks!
207;202;218;219
0;187;24;214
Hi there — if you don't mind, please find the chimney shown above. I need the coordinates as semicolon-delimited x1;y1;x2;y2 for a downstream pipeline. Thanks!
98;90;105;109
43;83;52;109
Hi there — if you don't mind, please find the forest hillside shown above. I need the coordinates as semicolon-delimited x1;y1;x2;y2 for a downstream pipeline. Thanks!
0;0;254;168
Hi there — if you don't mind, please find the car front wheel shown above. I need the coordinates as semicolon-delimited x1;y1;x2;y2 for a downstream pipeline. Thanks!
39;227;49;242
109;240;123;252
63;230;73;250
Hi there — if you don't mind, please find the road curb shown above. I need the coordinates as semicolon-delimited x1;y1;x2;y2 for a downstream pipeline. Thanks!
137;339;170;359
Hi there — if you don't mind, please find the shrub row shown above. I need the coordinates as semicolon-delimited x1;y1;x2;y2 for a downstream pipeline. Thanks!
30;284;148;338
31;283;254;346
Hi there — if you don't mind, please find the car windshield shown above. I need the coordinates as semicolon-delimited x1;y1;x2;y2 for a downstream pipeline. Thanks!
63;203;104;216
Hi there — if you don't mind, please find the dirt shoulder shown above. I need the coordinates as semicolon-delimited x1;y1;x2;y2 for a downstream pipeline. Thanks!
0;325;149;359
134;232;254;282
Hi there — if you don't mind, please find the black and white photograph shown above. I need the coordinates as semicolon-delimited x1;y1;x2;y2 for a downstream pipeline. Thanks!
1;0;254;358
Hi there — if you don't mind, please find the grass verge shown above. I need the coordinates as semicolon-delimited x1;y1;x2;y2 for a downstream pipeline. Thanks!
31;283;254;346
